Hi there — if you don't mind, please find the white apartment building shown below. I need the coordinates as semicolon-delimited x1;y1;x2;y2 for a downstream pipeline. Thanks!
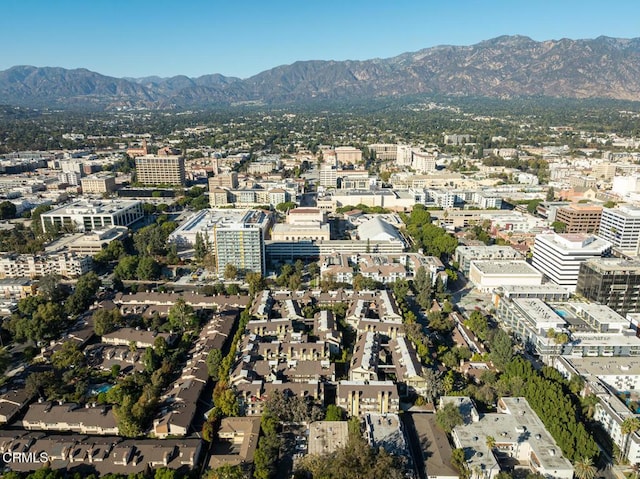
0;253;93;279
532;233;612;292
598;206;640;254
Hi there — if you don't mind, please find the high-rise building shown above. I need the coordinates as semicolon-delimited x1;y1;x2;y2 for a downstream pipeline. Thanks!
532;233;612;292
598;206;640;253
554;204;602;234
215;210;272;275
135;155;185;186
576;258;640;315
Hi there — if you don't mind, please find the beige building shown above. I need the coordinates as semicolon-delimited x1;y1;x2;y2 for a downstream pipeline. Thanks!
335;146;363;165
135;155;185;186
336;381;399;416
81;174;116;194
209;172;239;189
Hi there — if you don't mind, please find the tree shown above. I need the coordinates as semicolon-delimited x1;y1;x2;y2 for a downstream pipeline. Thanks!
325;404;345;421
486;435;496;450
435;402;463;433
490;329;513;370
0;201;17;220
114;255;139;280
246;272;266;296
93;308;122;336
276;201;296;212
194;232;208;261
574;457;597;479
37;274;68;303
136;256;161;280
208;465;247;479
421;368;444;404
207;349;223;380
65;272;101;315
551;221;567;233
622;417;640;463
168;297;197;331
546;186;555;201
224;263;238;280
51;341;85;370
215;387;240;418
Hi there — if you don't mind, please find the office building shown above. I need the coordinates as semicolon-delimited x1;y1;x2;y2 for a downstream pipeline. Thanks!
80;174;117;195
335;146;362;165
532;233;612;292
41;200;143;232
468;261;543;293
576;258;640;315
208;172;239;190
554;204;602;234
598;206;640;254
135;155;185;186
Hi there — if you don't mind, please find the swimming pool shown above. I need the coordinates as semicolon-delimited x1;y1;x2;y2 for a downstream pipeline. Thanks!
89;384;113;395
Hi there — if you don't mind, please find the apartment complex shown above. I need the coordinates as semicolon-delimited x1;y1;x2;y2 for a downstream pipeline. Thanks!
0;253;92;279
576;258;640;315
168;209;273;275
532;233;612;292
135;155;185;186
446;396;574;479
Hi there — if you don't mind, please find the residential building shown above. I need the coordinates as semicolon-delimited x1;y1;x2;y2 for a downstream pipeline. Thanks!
455;245;523;275
22;402;118;435
0;278;37;300
168;209;272;275
41;199;143;232
598;206;640;254
0;253;92;279
308;421;349;456
209;417;261;470
447;396;573;479
336;381;399;416
532;233;612;292
135;155;185;186
576;258;640;315
554;204;603;234
496;297;640;361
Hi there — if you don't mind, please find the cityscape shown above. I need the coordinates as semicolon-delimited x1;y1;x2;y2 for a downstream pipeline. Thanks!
3;2;640;479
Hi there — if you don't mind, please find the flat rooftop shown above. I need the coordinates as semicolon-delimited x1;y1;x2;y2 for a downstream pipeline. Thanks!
471;260;542;276
562;356;640;377
42;199;141;216
583;257;640;274
308;421;349;456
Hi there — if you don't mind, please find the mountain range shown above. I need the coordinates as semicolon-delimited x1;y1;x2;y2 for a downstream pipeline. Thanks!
2;35;640;110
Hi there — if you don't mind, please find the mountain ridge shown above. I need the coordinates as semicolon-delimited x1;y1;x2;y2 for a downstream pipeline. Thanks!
2;35;640;109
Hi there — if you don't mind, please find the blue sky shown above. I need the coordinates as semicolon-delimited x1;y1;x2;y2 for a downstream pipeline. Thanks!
2;0;639;79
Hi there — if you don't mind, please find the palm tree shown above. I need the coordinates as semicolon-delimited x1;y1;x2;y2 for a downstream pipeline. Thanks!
621;417;640;464
574;457;597;479
486;435;496;451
